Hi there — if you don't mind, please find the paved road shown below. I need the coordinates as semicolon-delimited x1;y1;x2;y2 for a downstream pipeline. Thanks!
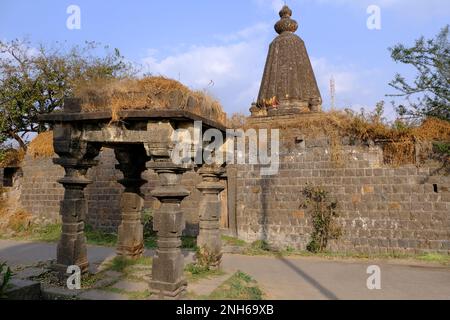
221;254;450;300
1;240;449;300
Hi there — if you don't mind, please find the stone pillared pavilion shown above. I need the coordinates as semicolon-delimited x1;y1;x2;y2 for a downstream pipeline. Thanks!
251;5;322;117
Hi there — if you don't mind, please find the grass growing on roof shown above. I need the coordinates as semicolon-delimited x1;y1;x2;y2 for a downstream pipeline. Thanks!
27;131;54;159
0;148;25;167
73;76;227;124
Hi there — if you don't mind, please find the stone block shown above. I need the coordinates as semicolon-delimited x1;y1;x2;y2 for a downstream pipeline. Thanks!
5;279;41;300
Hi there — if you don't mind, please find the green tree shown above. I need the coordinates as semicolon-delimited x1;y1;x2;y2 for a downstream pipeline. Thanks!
0;39;133;150
388;25;450;121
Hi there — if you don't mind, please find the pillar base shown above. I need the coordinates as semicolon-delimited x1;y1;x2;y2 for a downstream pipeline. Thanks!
116;244;144;259
149;279;187;300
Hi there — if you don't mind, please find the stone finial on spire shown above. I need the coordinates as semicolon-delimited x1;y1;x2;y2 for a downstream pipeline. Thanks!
275;5;298;34
251;4;322;117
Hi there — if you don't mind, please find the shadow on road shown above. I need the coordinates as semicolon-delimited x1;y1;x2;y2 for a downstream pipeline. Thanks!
276;255;339;300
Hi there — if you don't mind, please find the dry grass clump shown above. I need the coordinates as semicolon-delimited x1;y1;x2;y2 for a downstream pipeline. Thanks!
248;111;350;137
73;76;227;124
412;117;450;141
227;112;249;129
0;195;32;234
6;209;32;232
27;131;55;159
0;148;25;167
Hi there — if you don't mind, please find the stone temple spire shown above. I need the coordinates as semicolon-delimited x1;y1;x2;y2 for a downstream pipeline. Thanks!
250;5;322;117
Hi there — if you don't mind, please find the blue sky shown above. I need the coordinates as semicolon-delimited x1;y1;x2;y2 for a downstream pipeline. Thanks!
1;0;449;118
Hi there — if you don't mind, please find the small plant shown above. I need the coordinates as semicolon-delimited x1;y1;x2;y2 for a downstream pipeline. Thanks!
243;240;273;256
185;263;210;275
301;185;341;253
142;209;156;238
185;261;224;282
251;240;270;251
0;262;13;299
284;246;296;254
196;246;219;270
181;236;197;250
85;224;117;247
433;142;450;156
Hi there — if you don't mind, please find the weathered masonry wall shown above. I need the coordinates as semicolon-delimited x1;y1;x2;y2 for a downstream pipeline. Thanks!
234;123;450;255
19;149;204;235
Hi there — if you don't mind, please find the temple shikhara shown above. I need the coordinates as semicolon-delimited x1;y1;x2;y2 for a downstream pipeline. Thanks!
251;6;322;117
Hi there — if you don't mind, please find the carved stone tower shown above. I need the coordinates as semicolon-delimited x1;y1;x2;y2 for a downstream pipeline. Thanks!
250;5;322;117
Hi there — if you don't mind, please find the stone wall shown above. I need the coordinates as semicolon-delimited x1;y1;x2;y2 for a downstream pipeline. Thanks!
19;148;203;235
233;120;450;255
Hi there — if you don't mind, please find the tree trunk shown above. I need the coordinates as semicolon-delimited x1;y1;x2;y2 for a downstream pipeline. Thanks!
9;131;27;151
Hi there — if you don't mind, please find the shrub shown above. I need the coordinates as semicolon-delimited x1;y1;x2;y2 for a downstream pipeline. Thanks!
301;185;341;253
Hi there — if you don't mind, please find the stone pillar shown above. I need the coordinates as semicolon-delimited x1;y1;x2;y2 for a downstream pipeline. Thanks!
148;161;190;299
196;165;225;268
114;146;148;259
53;124;100;274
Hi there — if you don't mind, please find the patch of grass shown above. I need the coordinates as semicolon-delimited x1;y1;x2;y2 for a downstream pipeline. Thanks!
101;287;152;300
222;235;246;247
209;271;263;300
81;272;105;289
4;221;197;252
417;253;450;266
10;223;117;247
85;225;117;247
5;223;62;243
182;236;197;250
144;237;157;249
244;240;272;256
105;256;152;273
33;224;62;242
271;249;450;266
184;263;224;282
127;290;152;300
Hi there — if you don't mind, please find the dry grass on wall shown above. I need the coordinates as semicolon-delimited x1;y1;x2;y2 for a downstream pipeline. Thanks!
27;131;55;159
0;149;25;168
0;194;32;235
246;111;450;166
73;76;227;125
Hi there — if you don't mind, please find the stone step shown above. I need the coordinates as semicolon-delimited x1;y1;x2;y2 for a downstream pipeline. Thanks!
4;279;41;300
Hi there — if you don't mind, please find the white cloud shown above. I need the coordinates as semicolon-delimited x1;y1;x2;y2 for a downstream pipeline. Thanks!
142;24;272;114
142;21;383;115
